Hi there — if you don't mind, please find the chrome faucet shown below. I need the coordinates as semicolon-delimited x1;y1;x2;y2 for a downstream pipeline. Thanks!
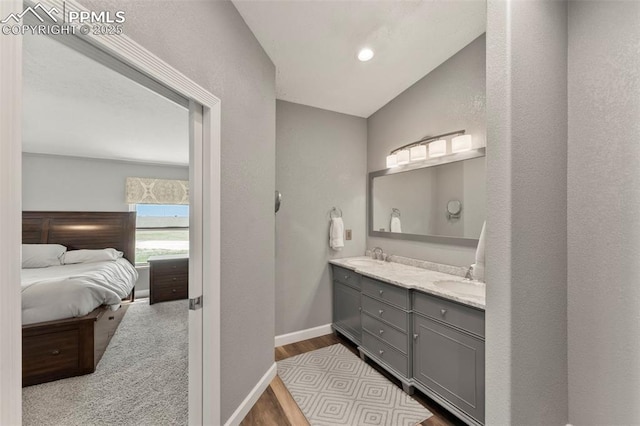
465;266;474;280
372;247;384;260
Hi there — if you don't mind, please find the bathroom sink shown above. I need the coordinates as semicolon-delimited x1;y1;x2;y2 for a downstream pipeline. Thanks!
433;280;485;298
344;258;385;267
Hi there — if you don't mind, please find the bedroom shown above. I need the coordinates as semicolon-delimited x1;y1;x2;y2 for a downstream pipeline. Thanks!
20;29;192;423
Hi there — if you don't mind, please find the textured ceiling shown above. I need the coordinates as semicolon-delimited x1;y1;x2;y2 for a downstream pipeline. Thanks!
22;33;189;165
233;0;486;117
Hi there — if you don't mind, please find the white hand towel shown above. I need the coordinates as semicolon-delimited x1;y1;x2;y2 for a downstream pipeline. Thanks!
329;217;344;251
390;216;402;233
471;221;486;282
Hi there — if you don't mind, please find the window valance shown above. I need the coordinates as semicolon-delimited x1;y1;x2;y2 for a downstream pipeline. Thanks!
126;177;189;205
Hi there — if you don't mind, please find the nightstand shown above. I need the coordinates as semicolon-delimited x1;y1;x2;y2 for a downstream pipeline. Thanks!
148;254;189;305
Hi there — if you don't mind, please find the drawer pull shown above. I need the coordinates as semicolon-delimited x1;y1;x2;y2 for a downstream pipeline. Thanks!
172;266;177;269
378;309;384;316
379;290;384;296
109;316;115;320
413;334;419;340
379;350;384;356
51;349;60;356
358;307;362;312
173;278;177;281
172;289;177;293
379;329;384;335
440;309;447;316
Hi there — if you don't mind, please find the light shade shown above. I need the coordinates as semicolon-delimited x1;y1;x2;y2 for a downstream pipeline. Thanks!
386;154;398;168
452;134;472;153
397;149;410;165
410;145;427;162
429;139;447;157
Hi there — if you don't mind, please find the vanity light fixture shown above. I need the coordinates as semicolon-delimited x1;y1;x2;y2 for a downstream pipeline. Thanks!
397;149;411;165
385;129;467;169
428;139;447;157
357;48;374;62
452;134;472;153
410;145;427;162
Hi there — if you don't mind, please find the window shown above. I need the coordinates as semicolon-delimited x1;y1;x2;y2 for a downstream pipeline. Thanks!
135;204;189;264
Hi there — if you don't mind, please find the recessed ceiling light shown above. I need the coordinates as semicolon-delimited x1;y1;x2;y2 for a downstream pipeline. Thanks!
357;48;374;62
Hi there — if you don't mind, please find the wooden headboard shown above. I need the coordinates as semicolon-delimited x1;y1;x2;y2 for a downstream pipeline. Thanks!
22;212;136;264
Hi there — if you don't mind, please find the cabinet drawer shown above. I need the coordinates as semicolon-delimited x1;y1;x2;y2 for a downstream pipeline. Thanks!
151;260;188;275
362;331;408;377
413;291;485;338
153;284;188;302
154;272;188;287
23;329;79;377
362;277;409;309
362;313;408;354
154;278;188;292
362;295;408;332
332;266;360;289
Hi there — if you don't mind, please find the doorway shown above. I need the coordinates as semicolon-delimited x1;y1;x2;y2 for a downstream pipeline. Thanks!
0;0;221;423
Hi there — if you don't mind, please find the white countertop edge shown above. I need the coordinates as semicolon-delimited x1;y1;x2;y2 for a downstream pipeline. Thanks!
329;257;486;311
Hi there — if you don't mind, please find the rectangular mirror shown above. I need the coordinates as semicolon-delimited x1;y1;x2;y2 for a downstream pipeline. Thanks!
369;149;486;246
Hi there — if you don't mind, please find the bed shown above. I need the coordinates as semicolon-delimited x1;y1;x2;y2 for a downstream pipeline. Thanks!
22;211;137;386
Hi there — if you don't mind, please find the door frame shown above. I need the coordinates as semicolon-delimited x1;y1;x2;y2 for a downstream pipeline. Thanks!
0;0;221;424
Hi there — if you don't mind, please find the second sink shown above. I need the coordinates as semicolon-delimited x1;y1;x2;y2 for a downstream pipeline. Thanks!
344;258;385;267
433;280;485;298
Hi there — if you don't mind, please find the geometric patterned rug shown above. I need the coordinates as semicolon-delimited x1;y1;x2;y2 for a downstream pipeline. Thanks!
277;344;431;426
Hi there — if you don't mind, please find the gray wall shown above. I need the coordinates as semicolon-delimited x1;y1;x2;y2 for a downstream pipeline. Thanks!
135;267;150;293
568;2;640;424
81;1;277;422
22;153;189;293
366;34;486;266
486;1;568;424
276;100;367;336
22;153;188;211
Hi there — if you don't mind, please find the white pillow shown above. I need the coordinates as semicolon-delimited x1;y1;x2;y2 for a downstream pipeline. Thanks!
62;248;123;265
22;244;67;268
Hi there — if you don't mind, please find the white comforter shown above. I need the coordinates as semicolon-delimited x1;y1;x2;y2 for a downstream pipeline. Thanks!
22;259;138;325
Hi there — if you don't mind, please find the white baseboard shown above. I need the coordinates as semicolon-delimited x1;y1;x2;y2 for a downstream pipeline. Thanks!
275;323;333;347
224;362;277;426
135;289;149;299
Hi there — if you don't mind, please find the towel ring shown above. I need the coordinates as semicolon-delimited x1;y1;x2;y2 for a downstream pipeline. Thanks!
391;208;401;218
329;207;343;219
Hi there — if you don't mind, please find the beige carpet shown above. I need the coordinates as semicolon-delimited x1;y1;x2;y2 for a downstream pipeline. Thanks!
23;299;188;426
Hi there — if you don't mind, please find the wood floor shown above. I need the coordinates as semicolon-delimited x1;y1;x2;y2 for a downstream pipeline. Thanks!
240;333;464;426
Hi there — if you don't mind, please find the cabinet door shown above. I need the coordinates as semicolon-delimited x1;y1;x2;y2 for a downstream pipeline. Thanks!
413;314;484;423
333;281;361;343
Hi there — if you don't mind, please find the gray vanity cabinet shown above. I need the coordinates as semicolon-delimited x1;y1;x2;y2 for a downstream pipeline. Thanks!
330;263;485;425
332;266;361;344
412;292;485;425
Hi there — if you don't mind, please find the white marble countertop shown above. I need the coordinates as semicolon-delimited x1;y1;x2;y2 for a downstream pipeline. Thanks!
330;256;485;310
